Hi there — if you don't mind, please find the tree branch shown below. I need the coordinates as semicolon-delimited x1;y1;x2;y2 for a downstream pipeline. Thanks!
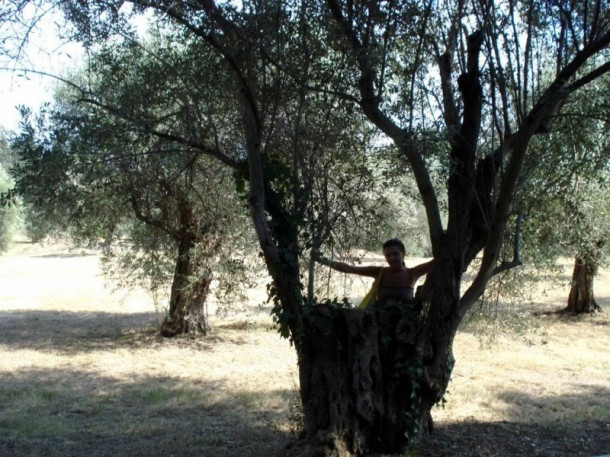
76;96;241;169
461;23;610;312
567;59;610;93
129;191;176;239
490;213;523;277
325;0;444;250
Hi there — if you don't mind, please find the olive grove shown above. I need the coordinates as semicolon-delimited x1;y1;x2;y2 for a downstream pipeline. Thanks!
2;0;610;455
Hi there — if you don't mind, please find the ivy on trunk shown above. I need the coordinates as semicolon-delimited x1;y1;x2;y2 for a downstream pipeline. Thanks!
294;302;454;456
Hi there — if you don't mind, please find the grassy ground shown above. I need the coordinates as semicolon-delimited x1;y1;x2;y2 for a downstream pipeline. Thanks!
1;240;609;457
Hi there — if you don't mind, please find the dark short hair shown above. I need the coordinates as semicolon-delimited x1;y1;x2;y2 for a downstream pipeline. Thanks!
382;238;405;255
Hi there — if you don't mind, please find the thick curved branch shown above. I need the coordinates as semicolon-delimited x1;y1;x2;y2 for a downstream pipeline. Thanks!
78;96;240;168
568;58;610;93
129;192;176;239
325;0;444;249
460;30;610;312
1;65;241;168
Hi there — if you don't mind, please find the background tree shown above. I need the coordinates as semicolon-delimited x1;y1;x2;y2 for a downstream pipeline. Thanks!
10;31;252;336
564;186;608;313
6;2;383;337
0;129;22;252
512;76;610;313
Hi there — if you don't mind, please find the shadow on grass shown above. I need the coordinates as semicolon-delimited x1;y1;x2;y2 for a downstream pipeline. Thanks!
0;368;294;457
3;366;608;457
420;419;610;457
0;310;257;353
34;252;99;259
0;310;159;352
4;309;608;457
420;386;610;457
542;308;610;323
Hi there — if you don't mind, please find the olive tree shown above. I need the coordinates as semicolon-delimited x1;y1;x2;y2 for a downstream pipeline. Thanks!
0;131;21;252
311;0;610;452
514;77;610;313
10;31;251;336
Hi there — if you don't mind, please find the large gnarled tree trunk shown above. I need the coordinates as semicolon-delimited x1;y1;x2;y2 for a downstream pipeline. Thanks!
160;235;211;336
295;301;454;456
291;246;461;456
566;254;602;313
130;184;213;337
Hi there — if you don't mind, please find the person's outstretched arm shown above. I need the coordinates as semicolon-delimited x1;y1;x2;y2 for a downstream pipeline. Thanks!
312;248;381;278
410;258;436;281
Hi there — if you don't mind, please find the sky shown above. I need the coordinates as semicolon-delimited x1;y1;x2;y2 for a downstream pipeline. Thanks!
0;0;120;135
0;5;83;133
0;4;154;134
0;68;61;132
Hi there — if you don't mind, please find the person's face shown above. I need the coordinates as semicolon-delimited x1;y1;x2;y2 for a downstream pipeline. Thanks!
383;245;404;268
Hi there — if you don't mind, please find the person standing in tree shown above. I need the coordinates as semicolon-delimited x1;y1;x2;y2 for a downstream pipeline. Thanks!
313;238;436;308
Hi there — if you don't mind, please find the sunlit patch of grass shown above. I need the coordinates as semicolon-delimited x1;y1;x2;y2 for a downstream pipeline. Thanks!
434;308;610;432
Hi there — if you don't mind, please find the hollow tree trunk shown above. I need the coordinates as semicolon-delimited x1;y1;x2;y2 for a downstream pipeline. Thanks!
566;255;602;313
294;301;454;456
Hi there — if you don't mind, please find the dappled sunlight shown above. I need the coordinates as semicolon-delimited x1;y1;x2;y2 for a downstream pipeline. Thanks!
435;314;610;427
2;242;610;456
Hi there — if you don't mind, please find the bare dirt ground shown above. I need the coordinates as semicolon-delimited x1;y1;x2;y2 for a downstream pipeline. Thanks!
1;240;609;457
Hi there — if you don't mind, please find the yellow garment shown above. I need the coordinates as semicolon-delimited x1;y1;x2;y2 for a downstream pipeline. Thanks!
358;269;383;309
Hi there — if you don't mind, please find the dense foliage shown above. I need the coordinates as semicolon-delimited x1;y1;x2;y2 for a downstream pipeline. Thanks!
0;131;21;252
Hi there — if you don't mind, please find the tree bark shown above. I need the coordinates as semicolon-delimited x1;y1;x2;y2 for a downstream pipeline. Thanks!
292;301;454;456
160;236;211;336
160;204;211;337
566;255;602;314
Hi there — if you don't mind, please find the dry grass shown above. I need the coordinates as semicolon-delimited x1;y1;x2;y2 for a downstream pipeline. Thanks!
421;262;610;457
1;240;609;457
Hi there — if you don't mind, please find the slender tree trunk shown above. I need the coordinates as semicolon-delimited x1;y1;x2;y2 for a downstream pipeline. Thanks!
566;255;602;313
